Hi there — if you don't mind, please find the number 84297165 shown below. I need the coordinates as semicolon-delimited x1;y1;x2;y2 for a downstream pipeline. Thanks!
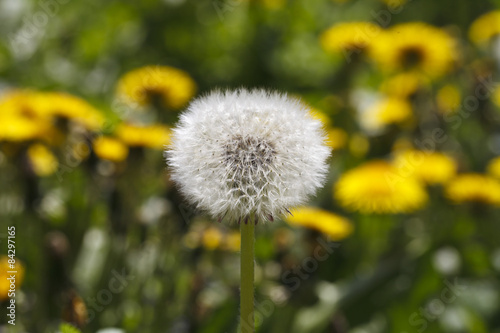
7;226;15;263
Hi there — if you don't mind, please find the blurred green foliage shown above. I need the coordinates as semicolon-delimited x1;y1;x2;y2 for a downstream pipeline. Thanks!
1;0;500;333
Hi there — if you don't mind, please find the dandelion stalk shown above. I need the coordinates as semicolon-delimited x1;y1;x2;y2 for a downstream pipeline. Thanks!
240;219;255;332
166;89;330;331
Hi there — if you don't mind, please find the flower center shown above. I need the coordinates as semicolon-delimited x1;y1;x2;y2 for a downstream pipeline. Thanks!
224;135;275;173
220;135;277;220
400;46;425;68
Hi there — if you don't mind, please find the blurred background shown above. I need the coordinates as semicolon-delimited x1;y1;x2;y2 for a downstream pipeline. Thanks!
1;0;500;332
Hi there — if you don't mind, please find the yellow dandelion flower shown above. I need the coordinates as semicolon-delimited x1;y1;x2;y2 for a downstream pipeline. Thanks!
320;22;382;57
327;127;348;150
116;123;171;149
0;90;41;118
0;115;47;142
335;160;428;213
286;206;353;240
393;150;457;184
201;226;223;250
0;256;24;301
370;22;456;78
379;72;427;98
0;91;55;142
35;92;104;130
310;108;332;127
27;144;58;176
0;90;103;131
436;84;461;114
93;137;129;162
222;231;241;252
371;97;413;125
445;174;500;206
116;65;197;109
184;225;240;252
359;97;413;134
487;157;500;179
469;11;500;45
493;86;500;108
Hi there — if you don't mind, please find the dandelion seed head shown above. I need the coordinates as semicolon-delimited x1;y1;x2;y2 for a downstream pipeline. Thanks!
166;89;330;223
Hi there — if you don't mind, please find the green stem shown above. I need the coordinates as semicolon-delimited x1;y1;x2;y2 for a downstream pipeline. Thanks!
240;219;255;333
